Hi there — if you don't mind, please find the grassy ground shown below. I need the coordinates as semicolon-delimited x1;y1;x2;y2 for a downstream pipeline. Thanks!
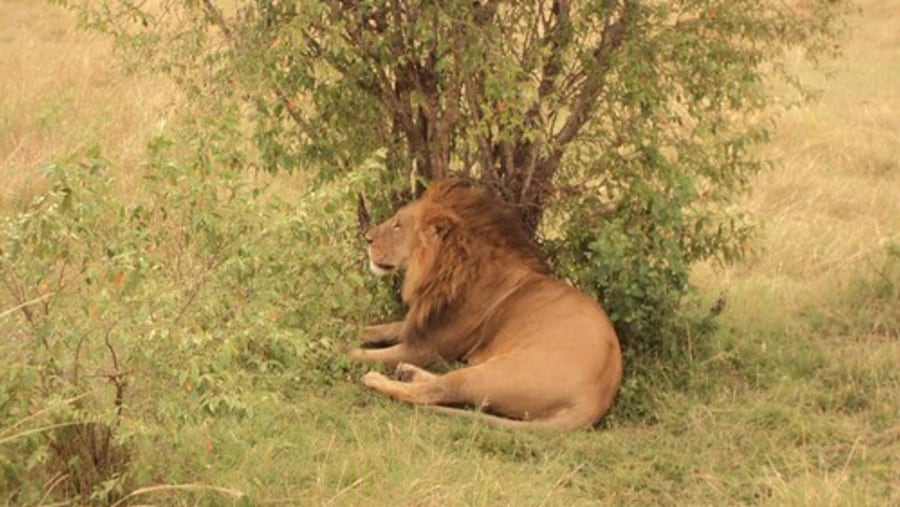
1;1;898;505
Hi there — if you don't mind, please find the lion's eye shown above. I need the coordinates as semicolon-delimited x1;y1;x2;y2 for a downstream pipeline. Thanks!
392;221;400;230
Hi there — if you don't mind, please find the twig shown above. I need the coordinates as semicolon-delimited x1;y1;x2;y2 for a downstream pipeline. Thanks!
0;293;54;320
832;436;862;496
172;256;228;325
103;330;127;418
0;391;96;437
326;472;373;506
71;330;91;385
37;473;70;506
110;483;245;507
0;422;81;445
200;0;234;42
538;462;585;507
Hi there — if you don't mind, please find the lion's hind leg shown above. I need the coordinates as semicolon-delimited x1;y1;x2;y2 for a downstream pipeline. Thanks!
361;370;448;405
363;363;498;411
363;361;536;412
361;365;590;430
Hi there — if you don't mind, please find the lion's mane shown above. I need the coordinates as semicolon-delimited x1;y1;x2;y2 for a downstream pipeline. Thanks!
401;180;549;339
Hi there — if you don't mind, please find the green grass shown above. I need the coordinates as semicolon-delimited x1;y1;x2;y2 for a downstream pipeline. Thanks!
2;1;899;505
110;332;898;505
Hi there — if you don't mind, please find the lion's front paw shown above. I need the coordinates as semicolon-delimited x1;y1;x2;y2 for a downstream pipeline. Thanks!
361;371;389;389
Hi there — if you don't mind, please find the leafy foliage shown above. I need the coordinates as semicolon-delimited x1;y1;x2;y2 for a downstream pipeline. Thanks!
53;0;851;356
0;146;387;503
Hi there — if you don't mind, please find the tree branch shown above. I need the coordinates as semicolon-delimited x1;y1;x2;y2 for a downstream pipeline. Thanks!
536;1;573;100
464;72;495;181
554;0;636;148
0;292;53;321
200;0;234;44
103;330;126;418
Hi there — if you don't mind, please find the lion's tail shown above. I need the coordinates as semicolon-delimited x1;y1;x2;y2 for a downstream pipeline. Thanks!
423;405;578;431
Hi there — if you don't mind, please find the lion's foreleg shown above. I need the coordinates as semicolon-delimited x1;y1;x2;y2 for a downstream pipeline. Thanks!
360;321;404;346
348;342;437;367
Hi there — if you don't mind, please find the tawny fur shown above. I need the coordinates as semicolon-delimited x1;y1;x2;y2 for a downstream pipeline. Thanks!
353;180;623;430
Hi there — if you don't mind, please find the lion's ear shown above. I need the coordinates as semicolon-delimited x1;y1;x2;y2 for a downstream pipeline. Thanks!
424;211;459;239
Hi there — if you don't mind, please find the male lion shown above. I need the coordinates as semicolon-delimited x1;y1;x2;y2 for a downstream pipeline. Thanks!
351;180;622;430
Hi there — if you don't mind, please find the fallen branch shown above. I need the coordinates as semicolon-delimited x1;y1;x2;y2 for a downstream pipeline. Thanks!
110;483;246;507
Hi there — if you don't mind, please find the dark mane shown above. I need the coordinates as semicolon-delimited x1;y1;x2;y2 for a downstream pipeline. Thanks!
402;180;549;340
422;180;549;274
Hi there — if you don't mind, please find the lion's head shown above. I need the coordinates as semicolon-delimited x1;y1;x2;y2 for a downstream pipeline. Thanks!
364;200;421;277
365;180;548;335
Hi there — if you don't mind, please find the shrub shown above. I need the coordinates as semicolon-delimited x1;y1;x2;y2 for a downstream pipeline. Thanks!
0;146;387;503
56;0;851;358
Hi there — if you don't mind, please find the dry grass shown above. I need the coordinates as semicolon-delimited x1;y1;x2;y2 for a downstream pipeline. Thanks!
694;0;900;306
691;4;900;501
0;0;175;209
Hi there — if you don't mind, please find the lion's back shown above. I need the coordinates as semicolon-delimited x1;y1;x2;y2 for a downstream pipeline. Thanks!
466;276;618;361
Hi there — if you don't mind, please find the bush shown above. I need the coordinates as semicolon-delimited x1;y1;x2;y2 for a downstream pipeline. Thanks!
55;0;851;360
0;146;388;503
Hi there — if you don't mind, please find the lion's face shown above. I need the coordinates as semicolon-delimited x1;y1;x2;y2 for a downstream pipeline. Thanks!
365;203;420;276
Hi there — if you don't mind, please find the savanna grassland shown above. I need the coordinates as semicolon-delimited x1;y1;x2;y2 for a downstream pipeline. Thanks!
1;1;898;505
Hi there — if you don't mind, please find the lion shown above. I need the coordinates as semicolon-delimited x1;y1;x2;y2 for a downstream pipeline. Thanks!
350;180;622;430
